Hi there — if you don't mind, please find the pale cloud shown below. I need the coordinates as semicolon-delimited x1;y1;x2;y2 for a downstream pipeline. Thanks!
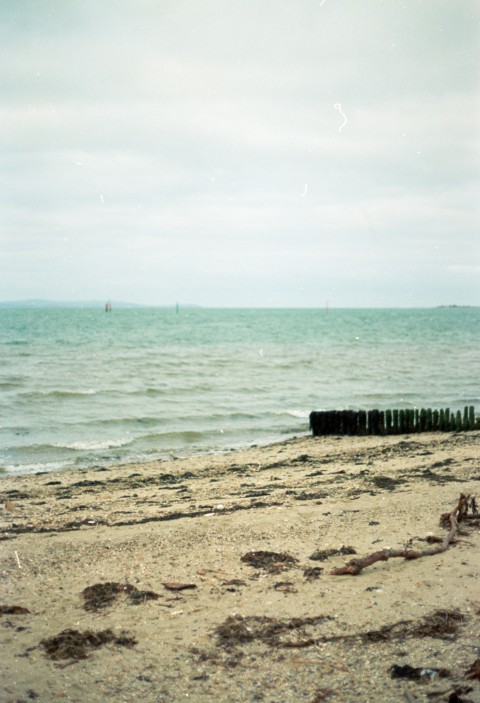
0;0;479;306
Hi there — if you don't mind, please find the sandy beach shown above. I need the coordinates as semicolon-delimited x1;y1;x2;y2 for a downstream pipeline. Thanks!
1;431;479;703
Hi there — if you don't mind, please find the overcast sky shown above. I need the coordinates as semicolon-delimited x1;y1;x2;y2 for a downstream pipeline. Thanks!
1;0;479;307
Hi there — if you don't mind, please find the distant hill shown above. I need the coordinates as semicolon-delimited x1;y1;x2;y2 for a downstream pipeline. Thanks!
0;299;146;309
0;300;202;309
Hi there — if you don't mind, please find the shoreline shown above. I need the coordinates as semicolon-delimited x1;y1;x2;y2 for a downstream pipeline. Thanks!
1;431;479;702
0;429;307;480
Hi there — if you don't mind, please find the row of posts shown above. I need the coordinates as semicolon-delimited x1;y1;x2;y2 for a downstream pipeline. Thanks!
309;406;478;436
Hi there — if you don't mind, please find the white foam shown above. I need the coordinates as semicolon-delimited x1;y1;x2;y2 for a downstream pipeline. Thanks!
2;461;70;475
279;409;310;419
54;438;132;451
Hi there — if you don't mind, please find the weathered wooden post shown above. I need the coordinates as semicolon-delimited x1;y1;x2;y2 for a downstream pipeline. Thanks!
432;409;439;431
371;409;381;435
379;410;385;435
426;409;432;431
332;410;339;434
327;410;334;434
322;411;330;435
309;411;324;436
469;406;475;431
439;408;446;431
455;410;462;432
345;410;358;435
333;411;341;434
319;411;328;435
419;408;427;432
393;409;399;434
367;410;373;434
406;409;412;432
358;410;367;435
449;412;456;431
408;409;416;433
329;411;338;434
385;409;392;435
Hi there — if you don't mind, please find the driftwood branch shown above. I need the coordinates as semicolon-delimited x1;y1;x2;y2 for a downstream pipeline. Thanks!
330;493;473;576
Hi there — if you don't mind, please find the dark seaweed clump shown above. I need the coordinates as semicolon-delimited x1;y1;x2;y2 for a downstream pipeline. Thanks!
0;605;30;615
82;582;159;611
240;551;298;572
216;614;334;648
41;628;137;660
309;546;356;562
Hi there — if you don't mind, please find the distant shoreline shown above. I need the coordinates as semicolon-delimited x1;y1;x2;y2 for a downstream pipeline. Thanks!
0;300;478;309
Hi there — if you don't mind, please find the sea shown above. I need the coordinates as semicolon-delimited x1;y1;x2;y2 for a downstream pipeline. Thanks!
1;306;479;477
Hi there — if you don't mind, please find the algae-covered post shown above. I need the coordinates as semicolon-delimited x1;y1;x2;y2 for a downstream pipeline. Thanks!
393;409;399;434
439;409;445;431
385;409;392;434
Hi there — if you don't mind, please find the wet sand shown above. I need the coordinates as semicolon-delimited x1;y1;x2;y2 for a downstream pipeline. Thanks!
1;431;480;703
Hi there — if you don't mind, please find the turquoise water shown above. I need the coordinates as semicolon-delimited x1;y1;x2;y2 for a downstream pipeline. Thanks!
1;306;478;475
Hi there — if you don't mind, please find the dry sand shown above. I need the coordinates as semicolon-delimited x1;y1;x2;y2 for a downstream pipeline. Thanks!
1;431;479;703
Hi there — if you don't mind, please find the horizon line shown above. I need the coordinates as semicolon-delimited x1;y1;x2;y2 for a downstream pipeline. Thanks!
0;299;477;310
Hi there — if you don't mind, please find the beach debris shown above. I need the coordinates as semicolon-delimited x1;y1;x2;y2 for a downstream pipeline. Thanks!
240;550;298;572
221;578;247;592
40;628;137;660
389;664;451;681
71;479;105;488
311;690;335;702
189;644;245;669
215;614;334;649
162;582;197;591
303;566;324;580
465;658;480;680
83;582;136;610
214;609;465;652
440;495;478;525
331;494;473;575
371;475;406;491
293;490;328;501
2;489;30;500
82;582;159;611
63;516;108;529
354;609;465;643
273;581;297;593
419;535;446;544
221;579;247;588
280;608;464;647
128;589;160;605
447;689;474;703
0;605;30;615
309;546;356;562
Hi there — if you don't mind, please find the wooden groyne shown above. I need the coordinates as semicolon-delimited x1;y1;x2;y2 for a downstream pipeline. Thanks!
309;406;478;436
